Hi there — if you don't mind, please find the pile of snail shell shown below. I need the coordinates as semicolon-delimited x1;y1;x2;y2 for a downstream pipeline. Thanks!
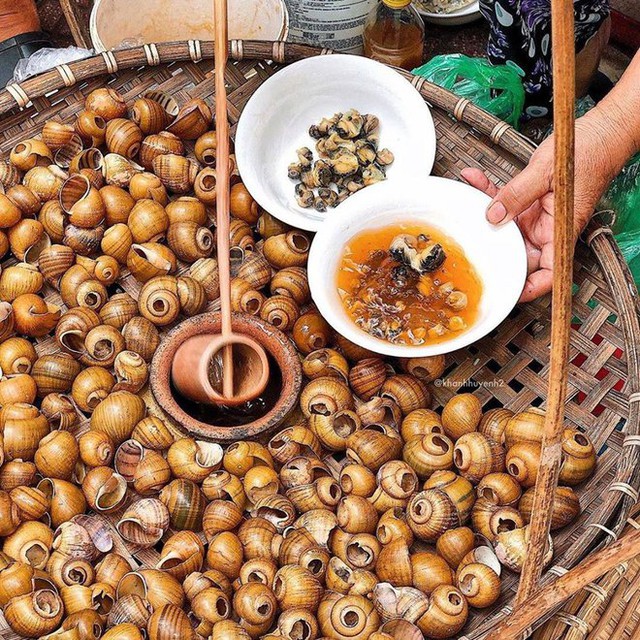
0;86;598;640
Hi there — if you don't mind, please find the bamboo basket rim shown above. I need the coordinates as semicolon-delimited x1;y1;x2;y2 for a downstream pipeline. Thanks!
0;39;639;639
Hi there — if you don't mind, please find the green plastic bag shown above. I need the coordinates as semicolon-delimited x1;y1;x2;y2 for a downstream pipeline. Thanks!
412;54;526;128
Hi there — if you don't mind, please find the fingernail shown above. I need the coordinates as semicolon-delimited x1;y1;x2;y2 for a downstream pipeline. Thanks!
487;201;507;224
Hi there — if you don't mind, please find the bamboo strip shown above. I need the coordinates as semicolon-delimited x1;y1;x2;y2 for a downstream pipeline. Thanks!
516;0;577;605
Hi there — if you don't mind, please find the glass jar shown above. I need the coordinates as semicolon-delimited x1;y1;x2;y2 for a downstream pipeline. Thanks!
363;0;425;71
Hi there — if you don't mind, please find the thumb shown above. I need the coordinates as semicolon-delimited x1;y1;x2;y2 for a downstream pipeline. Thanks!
486;161;552;225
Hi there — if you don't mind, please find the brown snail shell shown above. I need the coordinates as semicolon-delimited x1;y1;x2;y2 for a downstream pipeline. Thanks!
237;251;272;289
300;376;354;418
55;306;101;357
471;499;524;541
0;402;50;460
0;156;22;191
3;520;54;569
440;393;483;440
398;355;446;383
159;478;206;531
194;130;219;166
59;264;107;310
402;433;454;479
91;390;146;445
122;317;161;362
31;352;81;396
0;263;43;301
292;309;332;355
456;562;501;608
107;593;153;629
287;477;342;513
131;93;179;135
263;231;311;269
193;166;218;205
10;139;53;172
72;367;116;413
206;532;244;581
277;609;319;640
0;192;23;228
504;407;545;448
303;348;349;382
476;472;522;507
156;530;204;580
138;275;181;326
105;118;144;158
167;221;214;262
95;553;133;590
85;88;127;120
338;461;380;501
347;425;403;473
117;498;170;547
101;223;134;264
506;441;542;488
129;171;169;204
0;372;37;406
494;525;553;573
279;456;331;489
348;358;387;400
8;218;50;263
24;165;66;201
113;350;149;393
230;182;260;224
401;408;443;441
177;275;207;317
59;174;106;228
101;624;143;640
6;184;40;217
102;153;143;189
560;428;597;485
0;489;21;536
406;489;459;542
229;218;255;252
76;110;107;146
358;398;403;429
0;230;8;259
204;470;247;507
38;200;65;243
63;223;105;257
68;148;104;175
168;438;223;483
189;257;220;301
98;292;138;329
0;300;14;342
38;244;76;288
336;335;378;362
416;585;468;639
237;517;278;561
308;410;361;452
260;294;300;332
167;98;212;140
34;429;79;480
234;582;277;636
223;441;274;476
132;449;171;496
435;526;476;569
273;564;323;611
79;324;125;367
42;120;76;150
0;459;36;491
230;277;265;315
166;196;207;224
380;374;430;415
257;211;289;239
253;494;297;531
519;485;580;530
453;432;506;484
127;199;170;243
0;336;37;375
376;507;414;546
153;154;199;194
4;589;64;638
267;426;322;465
82;466;128;512
372;583;429;624
79;430;115;467
38;479;87;528
139;132;185;170
46;551;95;588
130;416;174;451
270;266;309;305
318;592;380;640
479;407;514;444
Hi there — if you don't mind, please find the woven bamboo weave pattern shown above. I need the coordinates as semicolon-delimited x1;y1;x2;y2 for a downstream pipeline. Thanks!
0;41;638;639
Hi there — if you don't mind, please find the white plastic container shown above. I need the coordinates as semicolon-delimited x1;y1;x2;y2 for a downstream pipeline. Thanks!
284;0;378;54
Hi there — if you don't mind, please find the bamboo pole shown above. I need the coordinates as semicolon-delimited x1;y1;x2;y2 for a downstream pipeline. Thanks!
486;527;640;639
214;0;234;398
515;0;576;606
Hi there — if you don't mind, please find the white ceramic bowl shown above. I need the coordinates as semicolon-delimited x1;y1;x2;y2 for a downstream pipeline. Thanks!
236;54;436;232
415;0;482;26
308;177;527;357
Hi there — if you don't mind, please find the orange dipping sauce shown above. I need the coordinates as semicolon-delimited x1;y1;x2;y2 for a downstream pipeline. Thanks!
337;223;483;346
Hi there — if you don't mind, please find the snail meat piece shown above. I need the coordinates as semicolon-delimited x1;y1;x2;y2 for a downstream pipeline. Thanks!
412;243;446;274
295;185;314;209
389;234;418;265
296;147;313;168
362;163;386;186
377;148;395;166
288;163;302;180
312;160;332;187
336;109;365;139
330;150;360;177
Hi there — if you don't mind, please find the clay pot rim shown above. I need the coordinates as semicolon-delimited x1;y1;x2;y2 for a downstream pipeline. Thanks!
151;312;302;442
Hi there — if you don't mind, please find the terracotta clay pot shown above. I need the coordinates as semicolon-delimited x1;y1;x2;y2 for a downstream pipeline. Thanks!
151;312;302;442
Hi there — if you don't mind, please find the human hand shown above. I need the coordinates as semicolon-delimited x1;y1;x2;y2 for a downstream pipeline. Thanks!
461;119;623;302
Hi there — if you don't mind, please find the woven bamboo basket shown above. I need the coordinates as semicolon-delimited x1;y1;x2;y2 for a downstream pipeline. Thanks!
0;40;639;639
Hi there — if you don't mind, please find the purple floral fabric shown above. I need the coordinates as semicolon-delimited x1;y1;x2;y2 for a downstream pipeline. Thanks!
478;0;610;118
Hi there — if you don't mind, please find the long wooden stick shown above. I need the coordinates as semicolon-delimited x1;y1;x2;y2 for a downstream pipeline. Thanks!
486;528;640;639
214;0;234;398
515;0;576;606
